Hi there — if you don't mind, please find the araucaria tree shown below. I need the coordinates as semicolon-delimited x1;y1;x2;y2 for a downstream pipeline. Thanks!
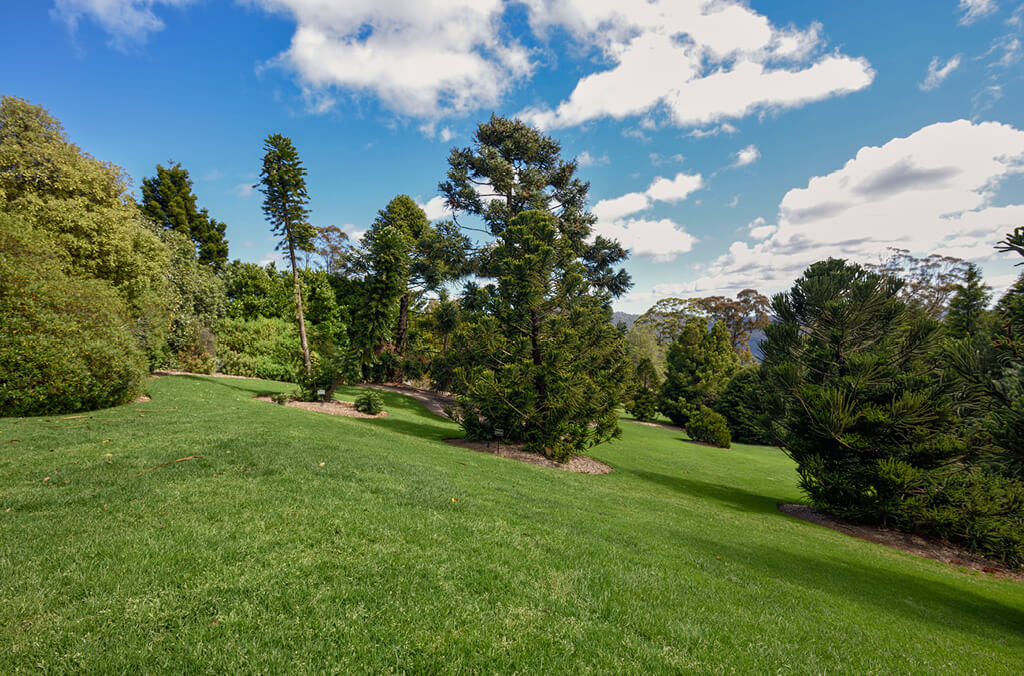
454;210;630;461
255;134;315;375
141;162;229;269
760;259;967;524
439;115;632;461
628;357;660;422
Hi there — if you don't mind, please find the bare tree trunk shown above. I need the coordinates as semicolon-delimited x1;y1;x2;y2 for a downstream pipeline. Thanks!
288;242;312;375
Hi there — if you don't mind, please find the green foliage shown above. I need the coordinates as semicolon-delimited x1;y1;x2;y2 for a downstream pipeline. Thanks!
659;319;739;427
222;261;292;320
715;366;773;445
141;162;229;269
945;262;991;339
686;406;732;449
356;203;412;363
0;216;146;416
0;95;172;363
864;248;969;319
439;114;629;297
215;317;300;382
635;297;709;346
158;228;227;365
453;210;630;462
761;259;967;524
625;322;666;379
354;390;384;415
270;391;291;405
179;351;216;375
627;357;660;422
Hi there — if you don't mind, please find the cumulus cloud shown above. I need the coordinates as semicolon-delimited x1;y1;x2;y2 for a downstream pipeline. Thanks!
959;0;999;25
593;172;703;221
591;172;702;261
678;120;1024;297
733;144;761;167
417;195;450;221
920;55;962;90
520;1;873;130
52;0;193;46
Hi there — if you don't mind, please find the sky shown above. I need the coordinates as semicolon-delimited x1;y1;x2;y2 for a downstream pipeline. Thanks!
2;0;1024;312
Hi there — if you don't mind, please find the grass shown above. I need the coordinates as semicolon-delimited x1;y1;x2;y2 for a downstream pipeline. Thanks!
1;375;1022;673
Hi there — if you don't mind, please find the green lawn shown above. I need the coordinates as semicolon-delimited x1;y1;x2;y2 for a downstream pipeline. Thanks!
1;375;1022;673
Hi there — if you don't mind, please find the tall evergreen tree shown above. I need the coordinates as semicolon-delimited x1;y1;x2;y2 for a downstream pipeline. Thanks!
454;210;630;461
140;162;229;269
658;319;739;427
628;357;660;422
439;114;630;296
946;262;991;339
255;134;315;375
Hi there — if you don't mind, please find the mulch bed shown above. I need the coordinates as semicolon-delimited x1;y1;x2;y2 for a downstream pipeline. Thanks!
444;437;612;474
779;503;1023;581
254;396;387;419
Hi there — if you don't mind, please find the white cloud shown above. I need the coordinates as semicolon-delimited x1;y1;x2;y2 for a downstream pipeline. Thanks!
577;151;609;167
52;0;193;46
959;0;999;25
728;194;741;208
591;172;702;260
920;55;962;91
439;127;455;142
594;218;697;263
683;120;1024;297
248;0;532;118
417;195;450;221
259;251;284;266
593;172;703;221
687;122;739;138
649;152;685;166
235;182;256;198
733;144;761;167
520;1;873;130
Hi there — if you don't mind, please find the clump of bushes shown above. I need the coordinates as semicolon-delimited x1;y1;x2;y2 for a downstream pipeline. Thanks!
215;317;300;381
270;392;291;405
354;390;384;415
0;217;147;416
179;351;216;374
686;406;732;448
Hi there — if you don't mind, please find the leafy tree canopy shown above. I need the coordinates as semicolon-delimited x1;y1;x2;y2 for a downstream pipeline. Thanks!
141;162;229;269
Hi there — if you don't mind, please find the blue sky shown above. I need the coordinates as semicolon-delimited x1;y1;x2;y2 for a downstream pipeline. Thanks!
3;0;1024;311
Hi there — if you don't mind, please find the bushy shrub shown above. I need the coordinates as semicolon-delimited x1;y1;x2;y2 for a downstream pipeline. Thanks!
0;217;147;416
179;351;216;374
686;406;731;448
270;392;291;405
214;317;300;382
354;390;384;415
714;367;772;445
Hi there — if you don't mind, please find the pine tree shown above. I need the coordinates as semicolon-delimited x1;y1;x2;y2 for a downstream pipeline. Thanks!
627;357;660;422
255;134;316;375
455;210;630;461
141;162;229;269
658;319;738;427
946;262;991;339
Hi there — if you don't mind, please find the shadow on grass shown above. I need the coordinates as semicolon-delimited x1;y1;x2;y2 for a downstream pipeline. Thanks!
631;469;787;515
692;532;1024;640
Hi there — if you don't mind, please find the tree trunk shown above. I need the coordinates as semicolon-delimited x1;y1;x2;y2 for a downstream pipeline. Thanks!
288;241;312;375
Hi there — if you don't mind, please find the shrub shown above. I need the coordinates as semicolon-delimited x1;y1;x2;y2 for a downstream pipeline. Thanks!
215;317;300;382
627;357;660;422
270;392;291;405
0;217;147;416
179;351;216;374
714;367;773;445
686;406;731;448
354;390;384;415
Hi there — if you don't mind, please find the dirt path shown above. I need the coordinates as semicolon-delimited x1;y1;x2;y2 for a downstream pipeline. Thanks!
362;384;458;420
779;504;1022;581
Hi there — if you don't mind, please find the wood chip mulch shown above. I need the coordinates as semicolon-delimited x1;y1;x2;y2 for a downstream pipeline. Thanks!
254;396;387;419
444;437;612;474
779;503;1022;581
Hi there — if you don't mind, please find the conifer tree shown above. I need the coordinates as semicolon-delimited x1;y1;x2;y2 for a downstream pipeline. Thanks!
255;134;315;375
946;262;991;339
628;357;660;422
141;162;229;269
659;319;738;427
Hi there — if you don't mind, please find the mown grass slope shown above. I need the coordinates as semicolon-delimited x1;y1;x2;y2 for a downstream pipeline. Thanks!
1;375;1022;673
